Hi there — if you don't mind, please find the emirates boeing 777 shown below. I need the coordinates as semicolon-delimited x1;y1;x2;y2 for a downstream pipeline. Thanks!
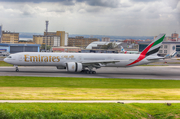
4;34;173;74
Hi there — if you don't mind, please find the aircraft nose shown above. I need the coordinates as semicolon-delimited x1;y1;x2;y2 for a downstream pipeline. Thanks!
4;58;7;62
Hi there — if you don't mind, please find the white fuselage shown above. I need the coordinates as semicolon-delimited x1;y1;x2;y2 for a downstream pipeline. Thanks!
4;52;154;67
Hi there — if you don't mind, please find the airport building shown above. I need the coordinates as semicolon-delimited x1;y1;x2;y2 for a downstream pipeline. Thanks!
19;38;35;44
81;49;119;53
52;46;81;53
86;41;122;49
68;36;99;48
1;31;19;44
0;43;41;53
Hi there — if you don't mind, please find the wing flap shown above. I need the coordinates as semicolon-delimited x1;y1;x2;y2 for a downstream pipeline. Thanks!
81;60;120;64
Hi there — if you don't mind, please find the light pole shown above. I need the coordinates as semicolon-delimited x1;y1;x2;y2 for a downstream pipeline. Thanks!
45;21;49;51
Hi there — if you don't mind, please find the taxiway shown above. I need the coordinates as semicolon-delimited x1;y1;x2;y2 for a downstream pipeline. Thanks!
0;66;180;80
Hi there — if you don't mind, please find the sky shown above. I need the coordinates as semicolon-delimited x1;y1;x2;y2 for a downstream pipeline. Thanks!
0;0;180;36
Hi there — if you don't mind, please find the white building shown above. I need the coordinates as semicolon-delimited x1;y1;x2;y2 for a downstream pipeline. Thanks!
86;41;122;49
53;36;61;47
65;33;68;46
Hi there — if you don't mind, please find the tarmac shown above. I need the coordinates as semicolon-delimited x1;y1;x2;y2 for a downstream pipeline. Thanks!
0;66;180;80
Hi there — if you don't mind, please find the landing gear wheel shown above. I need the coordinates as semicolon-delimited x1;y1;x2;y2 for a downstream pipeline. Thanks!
92;71;96;74
86;70;89;74
81;70;85;73
15;67;19;72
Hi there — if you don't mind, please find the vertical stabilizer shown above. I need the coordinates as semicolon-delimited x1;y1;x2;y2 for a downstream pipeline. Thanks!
127;34;165;66
141;34;165;57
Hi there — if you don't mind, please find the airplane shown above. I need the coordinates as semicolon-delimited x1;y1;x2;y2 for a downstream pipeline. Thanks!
4;33;172;74
121;46;139;54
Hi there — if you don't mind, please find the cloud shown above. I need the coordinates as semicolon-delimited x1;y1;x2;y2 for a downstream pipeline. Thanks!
0;0;73;2
78;0;120;8
21;4;48;16
0;0;120;7
0;0;76;5
130;0;159;2
164;0;180;9
0;0;179;36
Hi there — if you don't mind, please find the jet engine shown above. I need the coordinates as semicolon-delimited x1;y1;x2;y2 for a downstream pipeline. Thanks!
66;62;83;72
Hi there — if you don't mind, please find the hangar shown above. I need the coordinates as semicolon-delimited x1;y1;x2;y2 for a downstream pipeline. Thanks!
0;43;41;53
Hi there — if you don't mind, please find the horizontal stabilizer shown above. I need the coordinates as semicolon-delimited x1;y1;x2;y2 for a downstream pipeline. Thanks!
147;51;177;61
147;57;165;61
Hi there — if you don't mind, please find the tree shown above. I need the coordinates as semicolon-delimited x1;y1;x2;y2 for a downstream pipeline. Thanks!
40;44;51;51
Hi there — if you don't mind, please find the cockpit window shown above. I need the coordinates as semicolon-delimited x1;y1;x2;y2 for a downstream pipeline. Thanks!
7;56;12;58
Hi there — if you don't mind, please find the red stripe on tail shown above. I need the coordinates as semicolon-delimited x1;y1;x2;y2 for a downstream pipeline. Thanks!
126;42;154;66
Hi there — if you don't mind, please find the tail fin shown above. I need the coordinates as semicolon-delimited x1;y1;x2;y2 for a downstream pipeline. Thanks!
121;46;127;54
126;34;165;66
141;33;165;57
121;46;124;51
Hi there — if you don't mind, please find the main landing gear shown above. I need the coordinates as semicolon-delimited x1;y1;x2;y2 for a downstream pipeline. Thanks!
82;70;96;74
81;66;96;74
14;65;19;72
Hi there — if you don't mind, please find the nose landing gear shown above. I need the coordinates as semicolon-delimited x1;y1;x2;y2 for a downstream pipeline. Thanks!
14;65;19;72
16;67;19;72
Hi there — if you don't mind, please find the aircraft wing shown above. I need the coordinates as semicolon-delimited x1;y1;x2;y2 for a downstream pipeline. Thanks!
81;60;120;64
80;60;121;68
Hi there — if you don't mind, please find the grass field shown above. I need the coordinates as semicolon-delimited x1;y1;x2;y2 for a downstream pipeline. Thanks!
1;76;180;88
0;61;13;66
0;103;180;119
1;76;180;100
1;76;180;118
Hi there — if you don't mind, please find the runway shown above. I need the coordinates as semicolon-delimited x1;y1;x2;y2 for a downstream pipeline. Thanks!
0;66;180;80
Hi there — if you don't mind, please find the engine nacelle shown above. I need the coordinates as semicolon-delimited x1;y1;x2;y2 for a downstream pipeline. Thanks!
66;62;83;72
